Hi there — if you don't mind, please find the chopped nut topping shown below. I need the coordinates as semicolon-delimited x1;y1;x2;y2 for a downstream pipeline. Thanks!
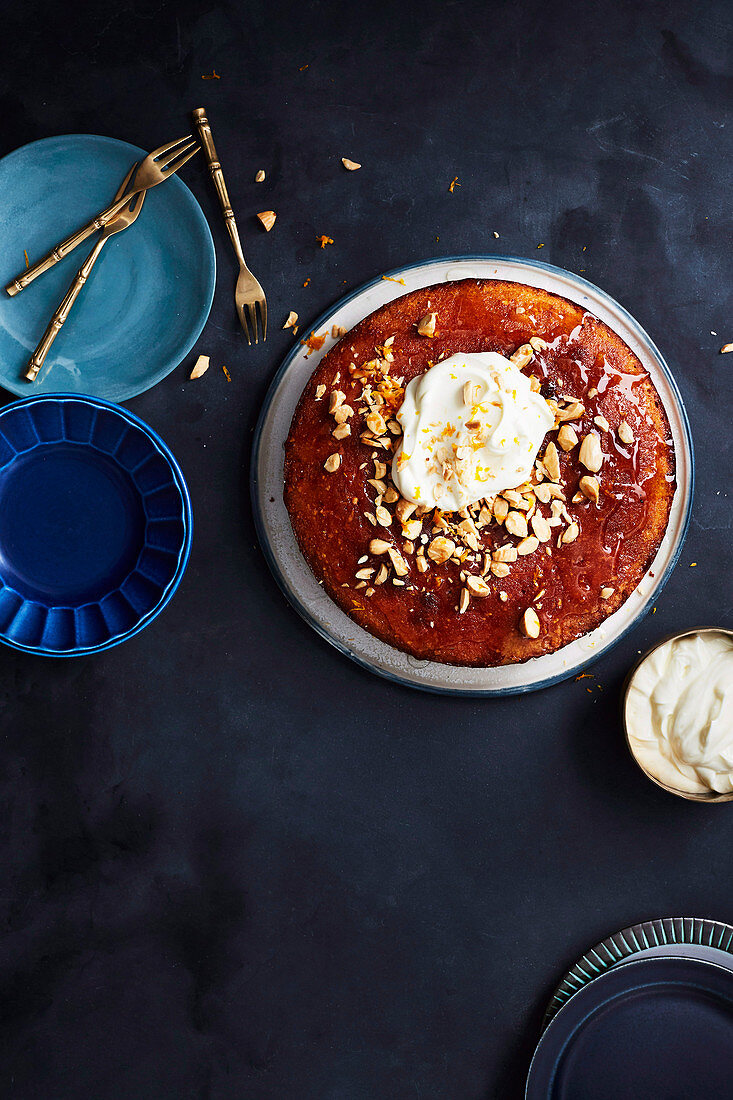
594;415;610;432
355;568;374;580
720;343;733;354
490;562;511;578
493;544;518;563
257;210;276;231
463;380;479;406
557;424;578;452
531;514;552;542
509;343;533;369
374;564;389;585
374;460;387;479
562;522;580;544
529;375;542;392
387;547;409;576
505;510;528;538
315;384;326;399
579;474;600;503
493;496;510;523
416;312;437;338
579;432;604;472
342;158;361;171
529;336;548;351
189;354;210;379
332;424;351;440
499;590;508;601
416;555;428;573
283;310;298;330
600;586;615;598
459;587;470;614
543;441;561;481
395;499;417;523
366;410;387;435
383;486;399;504
255;169;266;182
375;505;392;527
521;607;541;638
617;420;634;445
517;536;539;555
333;405;354;425
427;536;456;564
587;387;598;398
331;324;348;338
466;575;491;597
324;453;340;472
402;518;422;540
329;390;346;413
369;538;391;555
557;401;585;422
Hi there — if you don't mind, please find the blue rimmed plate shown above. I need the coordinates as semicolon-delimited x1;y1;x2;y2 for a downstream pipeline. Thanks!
0;394;192;655
251;255;694;695
526;956;733;1098
0;135;215;401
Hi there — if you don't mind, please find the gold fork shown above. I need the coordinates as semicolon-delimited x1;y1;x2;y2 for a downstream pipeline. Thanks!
25;164;146;382
5;135;199;297
192;107;267;343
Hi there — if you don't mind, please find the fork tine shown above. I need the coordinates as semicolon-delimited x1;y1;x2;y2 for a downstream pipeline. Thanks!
161;144;200;175
153;134;196;160
238;304;252;345
258;298;267;341
116;163;138;199
248;302;259;344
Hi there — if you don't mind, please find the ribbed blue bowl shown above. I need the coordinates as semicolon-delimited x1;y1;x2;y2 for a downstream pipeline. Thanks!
0;394;192;655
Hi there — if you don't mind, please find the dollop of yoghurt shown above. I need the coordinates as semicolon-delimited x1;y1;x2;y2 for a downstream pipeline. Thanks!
626;631;733;796
392;352;554;510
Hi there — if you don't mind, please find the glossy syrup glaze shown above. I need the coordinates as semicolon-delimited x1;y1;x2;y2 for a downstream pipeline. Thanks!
284;280;675;666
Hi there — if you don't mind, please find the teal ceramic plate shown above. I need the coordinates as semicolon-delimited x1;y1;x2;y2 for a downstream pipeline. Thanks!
0;135;215;401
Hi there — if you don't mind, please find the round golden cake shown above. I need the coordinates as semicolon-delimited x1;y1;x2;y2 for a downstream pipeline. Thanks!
284;279;675;666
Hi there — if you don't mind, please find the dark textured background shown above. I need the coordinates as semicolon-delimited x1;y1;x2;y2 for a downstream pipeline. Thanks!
0;0;731;1096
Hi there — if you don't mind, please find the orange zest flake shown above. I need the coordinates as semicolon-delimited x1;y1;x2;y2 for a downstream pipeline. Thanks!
301;331;327;357
316;235;334;248
381;275;406;285
575;673;594;681
448;176;460;192
222;365;232;382
299;64;309;70
303;277;311;287
351;601;364;611
23;249;29;269
537;243;545;249
202;70;220;79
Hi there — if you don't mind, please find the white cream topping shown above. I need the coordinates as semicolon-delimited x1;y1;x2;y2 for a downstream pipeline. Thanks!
626;632;733;795
392;352;554;511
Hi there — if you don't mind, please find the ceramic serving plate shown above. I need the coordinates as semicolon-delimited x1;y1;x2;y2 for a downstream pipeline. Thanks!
525;956;733;1098
0;394;192;655
543;916;733;1028
252;256;694;695
0;135;215;401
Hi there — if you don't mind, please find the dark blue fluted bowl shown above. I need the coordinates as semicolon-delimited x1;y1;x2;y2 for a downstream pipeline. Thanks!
0;394;192;655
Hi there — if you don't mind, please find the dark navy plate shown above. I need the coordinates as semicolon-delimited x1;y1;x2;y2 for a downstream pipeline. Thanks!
0;135;215;401
526;955;733;1099
0;394;192;655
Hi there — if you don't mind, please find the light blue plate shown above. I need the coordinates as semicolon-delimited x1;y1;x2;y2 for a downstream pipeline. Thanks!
0;134;216;402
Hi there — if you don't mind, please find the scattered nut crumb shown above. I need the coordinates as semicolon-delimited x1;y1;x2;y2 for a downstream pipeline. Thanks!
257;210;276;231
255;169;266;183
189;354;210;379
416;312;437;338
579;475;600;504
579;432;604;473
720;343;733;354
315;384;326;399
342;158;361;171
332;324;347;338
493;231;499;239
617;420;634;445
283;311;298;330
557;424;578;452
543;441;561;482
600;586;615;598
324;453;340;473
594;415;610;432
427;536;455;564
562;522;579;544
509;343;534;369
521;607;541;638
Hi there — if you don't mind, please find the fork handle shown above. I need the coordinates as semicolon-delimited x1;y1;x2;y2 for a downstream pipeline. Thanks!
192;107;246;267
24;237;107;381
5;192;133;298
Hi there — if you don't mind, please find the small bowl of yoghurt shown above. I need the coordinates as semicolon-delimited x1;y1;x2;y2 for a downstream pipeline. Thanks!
624;628;733;801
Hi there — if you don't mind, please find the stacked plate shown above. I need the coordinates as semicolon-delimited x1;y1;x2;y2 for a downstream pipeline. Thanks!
526;918;733;1098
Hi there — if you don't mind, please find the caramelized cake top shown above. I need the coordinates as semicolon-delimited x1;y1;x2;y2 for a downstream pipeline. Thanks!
284;280;675;666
